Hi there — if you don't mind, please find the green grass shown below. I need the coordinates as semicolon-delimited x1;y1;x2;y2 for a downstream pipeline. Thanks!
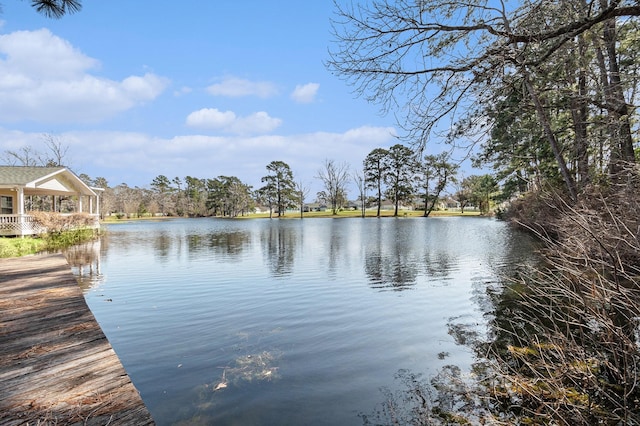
242;209;483;219
0;237;47;258
101;214;174;223
101;209;483;221
0;229;101;258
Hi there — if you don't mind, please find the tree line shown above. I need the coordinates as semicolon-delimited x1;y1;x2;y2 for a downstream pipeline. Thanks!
4;142;500;220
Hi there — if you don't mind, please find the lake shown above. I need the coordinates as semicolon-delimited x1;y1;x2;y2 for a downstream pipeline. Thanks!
66;216;535;425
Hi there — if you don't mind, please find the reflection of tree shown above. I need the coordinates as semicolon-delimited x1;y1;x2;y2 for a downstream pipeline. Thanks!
365;236;419;291
261;224;298;277
364;252;384;287
422;251;453;280
154;231;173;259
184;230;251;259
365;222;458;291
326;220;345;277
206;231;249;257
387;255;419;290
361;368;481;425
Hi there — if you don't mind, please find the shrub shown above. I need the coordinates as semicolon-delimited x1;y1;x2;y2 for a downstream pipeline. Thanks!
42;228;99;250
29;211;97;234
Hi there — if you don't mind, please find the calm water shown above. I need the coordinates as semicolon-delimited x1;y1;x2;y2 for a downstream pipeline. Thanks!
67;217;535;425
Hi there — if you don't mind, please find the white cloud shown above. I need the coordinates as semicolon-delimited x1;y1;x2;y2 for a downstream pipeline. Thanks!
0;29;98;79
206;77;278;98
174;86;192;96
186;108;282;135
0;126;398;194
230;112;282;134
186;108;237;129
0;29;169;123
290;83;319;103
343;125;398;143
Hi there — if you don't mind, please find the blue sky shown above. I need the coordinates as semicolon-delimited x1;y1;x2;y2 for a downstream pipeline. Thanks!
0;1;459;195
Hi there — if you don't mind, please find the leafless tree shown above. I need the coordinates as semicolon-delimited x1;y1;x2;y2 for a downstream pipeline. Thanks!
4;134;71;167
316;159;350;215
4;146;39;166
352;169;366;218
41;134;69;166
295;180;310;219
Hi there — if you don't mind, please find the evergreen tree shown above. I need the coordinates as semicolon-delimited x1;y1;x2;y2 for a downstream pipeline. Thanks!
261;161;296;217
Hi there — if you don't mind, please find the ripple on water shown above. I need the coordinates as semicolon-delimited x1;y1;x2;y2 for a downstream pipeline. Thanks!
75;217;535;425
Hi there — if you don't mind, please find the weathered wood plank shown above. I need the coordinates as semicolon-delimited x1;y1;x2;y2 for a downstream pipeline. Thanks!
0;253;155;425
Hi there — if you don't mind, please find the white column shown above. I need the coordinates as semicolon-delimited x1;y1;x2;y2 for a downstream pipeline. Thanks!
17;188;24;215
17;188;25;237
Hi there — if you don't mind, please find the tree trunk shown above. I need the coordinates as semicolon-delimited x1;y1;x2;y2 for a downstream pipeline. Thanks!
601;13;636;173
523;71;578;201
565;35;590;187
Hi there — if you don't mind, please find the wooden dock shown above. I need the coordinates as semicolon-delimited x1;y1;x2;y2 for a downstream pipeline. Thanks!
0;253;154;425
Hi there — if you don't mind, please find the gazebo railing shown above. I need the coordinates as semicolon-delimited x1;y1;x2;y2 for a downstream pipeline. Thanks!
0;214;100;237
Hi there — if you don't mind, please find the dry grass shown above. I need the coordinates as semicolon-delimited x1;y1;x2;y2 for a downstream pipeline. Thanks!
485;163;640;424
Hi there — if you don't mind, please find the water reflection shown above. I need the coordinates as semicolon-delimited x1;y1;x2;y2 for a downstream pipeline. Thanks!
363;219;462;290
260;222;299;277
64;217;537;426
153;231;173;259
365;252;419;291
63;239;103;291
68;218;534;294
326;219;346;277
423;251;455;280
206;230;250;257
363;220;418;290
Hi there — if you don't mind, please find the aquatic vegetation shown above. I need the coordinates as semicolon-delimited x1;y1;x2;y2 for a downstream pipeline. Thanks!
211;350;281;390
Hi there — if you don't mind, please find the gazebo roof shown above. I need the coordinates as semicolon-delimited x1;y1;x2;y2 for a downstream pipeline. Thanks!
0;166;97;196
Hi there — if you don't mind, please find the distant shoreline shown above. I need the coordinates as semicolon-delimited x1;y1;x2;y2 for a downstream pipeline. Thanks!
101;210;486;223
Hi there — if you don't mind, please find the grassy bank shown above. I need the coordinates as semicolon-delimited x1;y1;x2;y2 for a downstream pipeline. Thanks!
0;237;47;258
102;210;482;224
100;209;484;222
244;209;483;219
0;228;101;258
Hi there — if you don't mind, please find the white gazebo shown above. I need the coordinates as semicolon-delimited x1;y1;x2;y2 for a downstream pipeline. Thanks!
0;166;102;237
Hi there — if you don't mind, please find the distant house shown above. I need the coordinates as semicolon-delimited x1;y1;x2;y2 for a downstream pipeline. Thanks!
304;203;327;212
252;204;270;214
344;201;359;211
444;197;461;209
375;200;413;211
0;166;101;237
